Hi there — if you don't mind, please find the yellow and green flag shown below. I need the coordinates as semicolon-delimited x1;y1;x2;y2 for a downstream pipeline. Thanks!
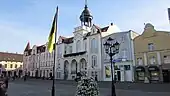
47;8;58;53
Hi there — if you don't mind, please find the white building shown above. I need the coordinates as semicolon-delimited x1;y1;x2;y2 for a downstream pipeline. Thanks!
23;3;122;81
0;52;23;77
23;42;54;78
101;31;139;82
55;4;121;81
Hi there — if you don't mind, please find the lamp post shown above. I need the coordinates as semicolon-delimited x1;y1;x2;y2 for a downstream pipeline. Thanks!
103;37;120;96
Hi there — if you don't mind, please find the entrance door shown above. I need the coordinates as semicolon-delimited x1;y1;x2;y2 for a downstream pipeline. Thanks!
162;70;170;83
117;71;121;81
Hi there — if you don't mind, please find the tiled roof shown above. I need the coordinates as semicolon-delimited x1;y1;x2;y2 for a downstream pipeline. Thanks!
37;45;46;53
0;52;23;62
62;37;74;44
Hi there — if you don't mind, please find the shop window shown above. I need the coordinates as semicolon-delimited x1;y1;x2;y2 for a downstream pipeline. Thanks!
150;71;159;80
137;72;145;80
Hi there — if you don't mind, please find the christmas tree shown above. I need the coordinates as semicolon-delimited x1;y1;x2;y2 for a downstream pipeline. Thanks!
75;76;100;96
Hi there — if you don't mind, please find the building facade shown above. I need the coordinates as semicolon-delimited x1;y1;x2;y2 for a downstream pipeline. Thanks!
0;52;23;77
101;30;139;82
55;4;121;81
23;42;54;78
134;23;170;83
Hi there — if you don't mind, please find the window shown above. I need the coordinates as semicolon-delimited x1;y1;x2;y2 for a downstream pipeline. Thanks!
10;64;13;68
46;61;48;66
64;46;67;54
69;46;72;53
57;47;62;57
164;55;170;63
15;64;17;68
49;53;51;59
5;64;7;68
58;63;61;69
91;71;94;77
148;43;154;51
122;49;127;59
121;36;125;43
92;55;97;68
84;42;87;51
91;38;98;53
137;58;143;65
57;72;61;78
150;56;156;64
124;65;130;70
76;40;81;52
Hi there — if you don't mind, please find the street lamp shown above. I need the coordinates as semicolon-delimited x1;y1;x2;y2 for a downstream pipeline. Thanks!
103;37;120;96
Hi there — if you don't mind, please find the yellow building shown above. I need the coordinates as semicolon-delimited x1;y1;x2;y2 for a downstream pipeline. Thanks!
134;23;170;83
0;52;23;77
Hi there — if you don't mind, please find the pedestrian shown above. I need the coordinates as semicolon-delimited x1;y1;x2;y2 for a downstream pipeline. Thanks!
4;77;8;89
24;75;27;81
0;78;7;96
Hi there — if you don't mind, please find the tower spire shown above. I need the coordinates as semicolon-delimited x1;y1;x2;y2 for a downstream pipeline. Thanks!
80;0;93;27
85;0;87;7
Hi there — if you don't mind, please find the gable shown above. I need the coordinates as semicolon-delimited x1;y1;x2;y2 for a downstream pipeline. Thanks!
142;23;156;38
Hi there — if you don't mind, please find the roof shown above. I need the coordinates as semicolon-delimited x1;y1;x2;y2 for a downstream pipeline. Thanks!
24;42;30;52
0;52;23;62
62;37;74;44
37;45;46;53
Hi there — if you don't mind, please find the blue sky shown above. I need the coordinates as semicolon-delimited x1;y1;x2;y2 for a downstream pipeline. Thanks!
0;0;170;53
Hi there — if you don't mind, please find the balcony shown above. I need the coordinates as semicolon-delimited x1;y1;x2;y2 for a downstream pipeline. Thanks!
63;51;86;57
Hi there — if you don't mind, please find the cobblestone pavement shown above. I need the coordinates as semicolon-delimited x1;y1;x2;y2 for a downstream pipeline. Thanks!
7;79;170;96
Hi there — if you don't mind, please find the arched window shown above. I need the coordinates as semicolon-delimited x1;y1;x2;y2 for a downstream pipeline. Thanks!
92;55;97;68
91;38;98;53
76;40;81;52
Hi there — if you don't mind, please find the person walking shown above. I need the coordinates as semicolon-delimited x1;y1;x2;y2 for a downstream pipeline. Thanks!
0;77;7;96
4;77;8;89
24;75;27;81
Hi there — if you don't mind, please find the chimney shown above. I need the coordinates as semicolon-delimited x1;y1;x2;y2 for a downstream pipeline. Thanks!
111;23;113;26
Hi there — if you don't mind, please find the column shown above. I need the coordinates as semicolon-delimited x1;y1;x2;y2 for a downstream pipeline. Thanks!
144;53;147;66
157;52;161;65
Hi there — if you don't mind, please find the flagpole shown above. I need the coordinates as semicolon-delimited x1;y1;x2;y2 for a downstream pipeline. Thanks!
52;6;58;96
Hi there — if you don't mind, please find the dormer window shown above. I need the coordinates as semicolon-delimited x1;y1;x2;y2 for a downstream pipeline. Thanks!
92;28;96;33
